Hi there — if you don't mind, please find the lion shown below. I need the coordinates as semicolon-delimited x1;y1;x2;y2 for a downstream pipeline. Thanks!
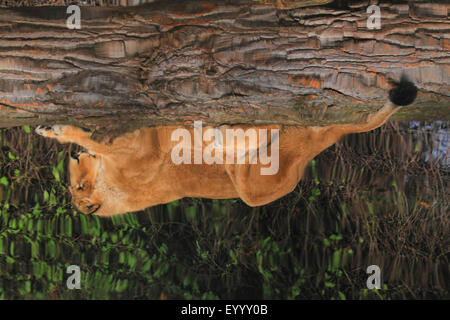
35;77;417;216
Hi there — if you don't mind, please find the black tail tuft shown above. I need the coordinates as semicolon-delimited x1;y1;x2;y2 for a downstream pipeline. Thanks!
388;75;418;106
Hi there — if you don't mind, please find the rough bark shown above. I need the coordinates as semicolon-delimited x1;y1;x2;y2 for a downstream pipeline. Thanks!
0;0;448;132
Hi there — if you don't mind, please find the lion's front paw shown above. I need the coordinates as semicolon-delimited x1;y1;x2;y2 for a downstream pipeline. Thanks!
35;124;90;144
35;125;66;139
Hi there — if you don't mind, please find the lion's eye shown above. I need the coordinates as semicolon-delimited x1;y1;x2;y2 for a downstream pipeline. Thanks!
76;184;84;191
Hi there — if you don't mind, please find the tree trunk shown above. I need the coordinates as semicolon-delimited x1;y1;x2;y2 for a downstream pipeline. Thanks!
0;0;448;133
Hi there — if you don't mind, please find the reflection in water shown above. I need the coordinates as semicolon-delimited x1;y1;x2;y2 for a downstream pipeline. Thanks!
34;103;401;216
410;121;448;169
0;119;448;299
0;79;448;299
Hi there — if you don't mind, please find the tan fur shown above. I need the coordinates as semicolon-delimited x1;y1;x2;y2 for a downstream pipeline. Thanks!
36;102;399;216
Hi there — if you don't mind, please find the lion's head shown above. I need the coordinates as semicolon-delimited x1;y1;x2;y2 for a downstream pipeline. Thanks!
68;152;102;215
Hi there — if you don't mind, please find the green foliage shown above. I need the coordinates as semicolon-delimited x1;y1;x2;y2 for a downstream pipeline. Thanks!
0;176;8;186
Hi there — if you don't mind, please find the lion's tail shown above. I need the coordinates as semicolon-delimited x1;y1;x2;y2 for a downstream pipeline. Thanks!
388;75;418;106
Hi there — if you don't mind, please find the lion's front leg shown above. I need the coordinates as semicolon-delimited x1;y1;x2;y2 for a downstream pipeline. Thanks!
35;125;109;155
35;125;90;143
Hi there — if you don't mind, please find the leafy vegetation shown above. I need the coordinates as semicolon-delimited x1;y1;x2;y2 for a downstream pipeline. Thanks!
0;122;448;299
